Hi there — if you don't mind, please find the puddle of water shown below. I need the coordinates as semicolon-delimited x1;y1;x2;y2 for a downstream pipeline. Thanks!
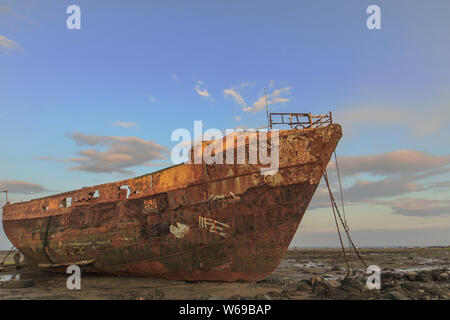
0;274;21;282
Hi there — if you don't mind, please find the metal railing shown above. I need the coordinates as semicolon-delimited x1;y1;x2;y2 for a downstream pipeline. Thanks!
269;112;333;129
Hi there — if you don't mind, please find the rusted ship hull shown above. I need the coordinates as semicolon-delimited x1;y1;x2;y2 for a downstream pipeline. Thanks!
2;124;342;281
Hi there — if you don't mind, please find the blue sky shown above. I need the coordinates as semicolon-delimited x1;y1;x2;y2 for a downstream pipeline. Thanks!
1;0;450;248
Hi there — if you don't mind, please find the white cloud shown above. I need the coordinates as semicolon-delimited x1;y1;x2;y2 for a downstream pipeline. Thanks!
0;180;49;194
114;122;138;128
240;81;256;88
328;150;450;177
386;198;450;217
38;133;168;175
309;149;450;218
224;88;247;109
0;35;22;54
224;81;293;113
245;86;292;113
194;80;212;100
292;226;450;247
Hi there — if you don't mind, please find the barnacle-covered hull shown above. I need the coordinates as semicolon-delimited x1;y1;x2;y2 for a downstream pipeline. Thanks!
2;124;342;281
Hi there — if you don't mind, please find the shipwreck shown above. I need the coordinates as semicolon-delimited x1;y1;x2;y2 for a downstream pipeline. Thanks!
2;112;342;281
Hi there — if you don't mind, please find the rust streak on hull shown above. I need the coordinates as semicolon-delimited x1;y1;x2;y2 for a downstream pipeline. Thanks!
2;124;342;281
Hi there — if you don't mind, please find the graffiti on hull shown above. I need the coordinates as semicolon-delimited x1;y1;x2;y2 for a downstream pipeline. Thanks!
199;216;230;238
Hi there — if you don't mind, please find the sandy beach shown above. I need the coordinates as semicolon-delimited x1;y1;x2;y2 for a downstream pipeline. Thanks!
1;247;449;300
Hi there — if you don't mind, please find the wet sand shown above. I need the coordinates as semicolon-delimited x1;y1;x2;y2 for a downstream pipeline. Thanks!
1;247;449;300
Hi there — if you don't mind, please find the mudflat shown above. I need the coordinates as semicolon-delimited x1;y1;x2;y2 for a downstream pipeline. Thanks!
0;247;449;300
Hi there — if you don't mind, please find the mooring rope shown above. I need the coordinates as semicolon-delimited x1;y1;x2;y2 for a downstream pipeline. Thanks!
333;151;348;229
324;171;351;277
323;169;368;272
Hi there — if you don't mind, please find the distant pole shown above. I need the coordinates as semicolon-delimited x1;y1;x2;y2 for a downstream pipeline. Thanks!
265;88;270;129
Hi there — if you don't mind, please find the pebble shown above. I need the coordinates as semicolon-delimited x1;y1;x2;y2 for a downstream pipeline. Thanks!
342;278;363;289
296;281;312;291
407;272;417;281
392;273;404;280
327;280;341;288
431;270;442;281
330;265;341;271
416;271;432;282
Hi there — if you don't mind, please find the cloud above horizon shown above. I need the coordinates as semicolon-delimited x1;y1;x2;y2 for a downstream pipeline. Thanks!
336;99;450;137
292;225;450;247
0;180;49;194
328;150;450;177
37;132;168;175
376;198;450;217
309;149;450;217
